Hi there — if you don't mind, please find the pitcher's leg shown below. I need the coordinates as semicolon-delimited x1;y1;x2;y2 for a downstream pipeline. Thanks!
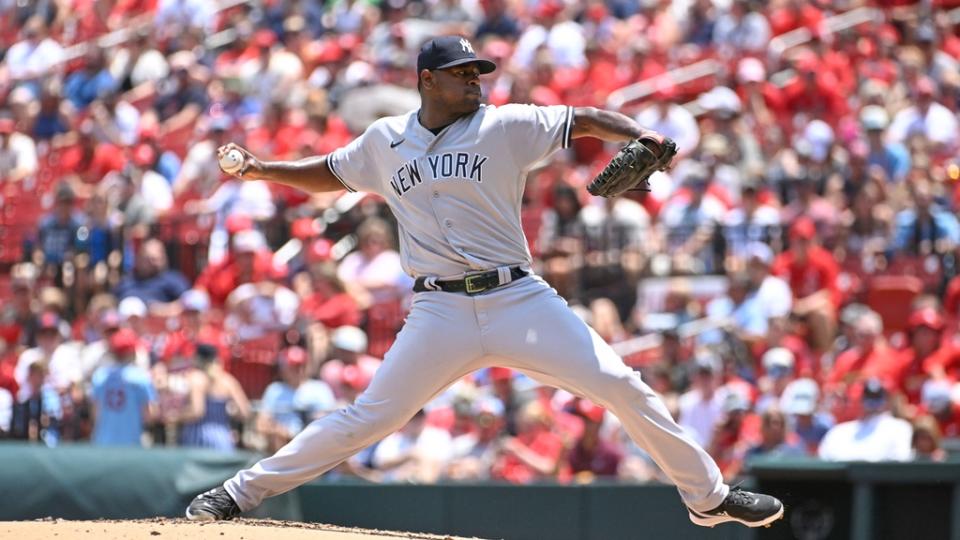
484;279;726;512
225;293;484;511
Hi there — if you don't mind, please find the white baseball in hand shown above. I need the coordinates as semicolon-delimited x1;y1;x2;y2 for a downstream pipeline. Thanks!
219;149;245;175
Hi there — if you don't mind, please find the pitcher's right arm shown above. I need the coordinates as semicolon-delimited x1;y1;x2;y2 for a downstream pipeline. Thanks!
218;143;347;193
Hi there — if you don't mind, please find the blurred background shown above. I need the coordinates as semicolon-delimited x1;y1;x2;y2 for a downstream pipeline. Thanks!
3;0;960;538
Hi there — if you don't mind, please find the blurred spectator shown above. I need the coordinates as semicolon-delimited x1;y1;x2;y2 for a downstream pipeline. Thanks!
173;115;233;200
30;82;72;141
682;0;717;47
743;409;806;462
90;328;157;446
708;391;760;480
678;352;725;447
36;183;83;268
155;0;216;35
337;217;413;306
129;144;174;214
723;185;781;258
911;414;946;462
153;51;209;122
371;409;453;483
660;163;726;274
109;29;170;91
713;0;771;55
188;172;276;264
838;181;892;258
299;258;362;330
512;1;586;70
9;361;62;446
447;396;507;480
178;344;251;451
117;296;156;365
0;113;39;184
918;380;960;438
888;77;958;158
860;105;910;183
576;198;648;320
818;378;912;462
196;229;274;307
589;298;629;345
892;178;960;256
635;84;700;156
772;217;840;353
116;171;156;232
0;267;39;349
64;47;117;109
755;348;796;414
744;243;793;321
160;289;227;366
893;308;952;410
780;52;848;125
79;192;122;267
90;91;140;147
15;312;82;395
0;385;11;437
703;272;768;344
320;326;381;404
566;399;621;481
778;127;842;233
114;238;190;308
780;378;832;454
258;347;336;453
5;16;64;87
476;0;521;39
825;310;899;422
78;308;123;381
492;400;564;484
225;274;300;338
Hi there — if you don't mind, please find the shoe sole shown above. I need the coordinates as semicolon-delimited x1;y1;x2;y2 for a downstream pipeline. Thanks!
184;507;217;522
688;504;785;528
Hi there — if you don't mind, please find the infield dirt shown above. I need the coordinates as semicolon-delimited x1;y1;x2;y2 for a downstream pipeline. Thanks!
1;518;490;539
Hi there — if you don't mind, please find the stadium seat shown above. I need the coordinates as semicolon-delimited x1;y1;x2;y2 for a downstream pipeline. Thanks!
865;275;924;335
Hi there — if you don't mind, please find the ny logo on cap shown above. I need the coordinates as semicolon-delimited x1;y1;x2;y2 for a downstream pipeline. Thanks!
460;38;474;54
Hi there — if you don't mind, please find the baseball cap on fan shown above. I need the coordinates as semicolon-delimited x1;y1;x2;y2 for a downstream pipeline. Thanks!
417;36;496;74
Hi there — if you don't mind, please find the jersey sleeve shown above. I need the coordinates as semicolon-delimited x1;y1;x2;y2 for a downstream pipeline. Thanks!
497;104;574;169
326;125;384;195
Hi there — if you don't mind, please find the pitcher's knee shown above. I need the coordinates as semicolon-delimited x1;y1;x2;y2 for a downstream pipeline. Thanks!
596;371;658;409
334;400;415;449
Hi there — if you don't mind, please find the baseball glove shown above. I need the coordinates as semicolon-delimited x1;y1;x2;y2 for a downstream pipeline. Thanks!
587;135;677;197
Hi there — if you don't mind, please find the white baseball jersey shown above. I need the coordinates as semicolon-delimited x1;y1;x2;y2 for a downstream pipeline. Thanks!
327;104;574;277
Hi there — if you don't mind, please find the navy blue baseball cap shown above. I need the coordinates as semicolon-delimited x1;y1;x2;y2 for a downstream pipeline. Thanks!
417;36;496;74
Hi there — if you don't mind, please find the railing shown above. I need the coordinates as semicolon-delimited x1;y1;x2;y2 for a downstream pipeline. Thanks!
59;0;254;63
606;5;958;110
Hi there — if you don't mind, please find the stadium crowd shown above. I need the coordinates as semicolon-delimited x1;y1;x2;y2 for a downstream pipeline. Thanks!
3;0;960;483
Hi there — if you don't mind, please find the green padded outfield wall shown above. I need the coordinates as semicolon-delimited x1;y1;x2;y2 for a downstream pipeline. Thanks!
0;442;300;521
4;445;960;540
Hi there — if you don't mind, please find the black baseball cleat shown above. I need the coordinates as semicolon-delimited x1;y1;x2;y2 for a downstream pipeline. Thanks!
185;486;242;521
688;487;784;528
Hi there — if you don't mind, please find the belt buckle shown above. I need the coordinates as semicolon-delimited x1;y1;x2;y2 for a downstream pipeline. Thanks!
464;274;486;295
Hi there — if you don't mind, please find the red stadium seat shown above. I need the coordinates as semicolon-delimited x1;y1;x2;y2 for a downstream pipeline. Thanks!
884;255;943;293
227;333;281;400
865;275;924;335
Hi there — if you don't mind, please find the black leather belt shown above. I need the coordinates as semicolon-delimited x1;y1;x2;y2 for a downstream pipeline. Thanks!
413;266;529;295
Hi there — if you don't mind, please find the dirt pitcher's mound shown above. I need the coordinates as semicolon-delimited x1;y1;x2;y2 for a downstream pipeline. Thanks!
1;518;490;540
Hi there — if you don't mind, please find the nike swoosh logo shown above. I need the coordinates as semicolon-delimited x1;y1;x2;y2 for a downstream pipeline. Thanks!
390;138;405;148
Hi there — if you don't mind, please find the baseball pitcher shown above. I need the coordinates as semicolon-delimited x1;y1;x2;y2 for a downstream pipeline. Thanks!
187;36;783;529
